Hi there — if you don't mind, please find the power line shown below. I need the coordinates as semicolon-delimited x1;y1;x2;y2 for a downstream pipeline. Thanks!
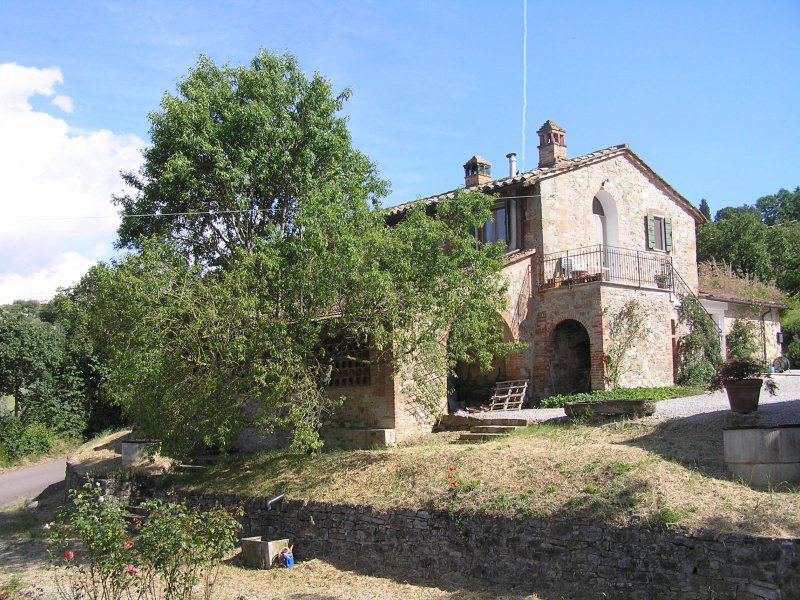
4;208;269;222
521;0;528;172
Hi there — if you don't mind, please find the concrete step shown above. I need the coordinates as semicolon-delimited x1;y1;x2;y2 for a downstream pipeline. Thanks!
457;432;512;442
471;418;529;427
470;425;521;434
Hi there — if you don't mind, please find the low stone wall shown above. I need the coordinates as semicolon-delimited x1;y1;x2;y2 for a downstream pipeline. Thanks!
66;462;798;599
182;493;798;600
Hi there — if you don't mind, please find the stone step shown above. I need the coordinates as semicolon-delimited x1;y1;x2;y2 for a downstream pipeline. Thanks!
472;418;529;427
457;432;511;442
470;425;521;434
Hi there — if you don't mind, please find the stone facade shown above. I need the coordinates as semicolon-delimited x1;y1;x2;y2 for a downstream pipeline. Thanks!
700;295;784;364
329;122;719;445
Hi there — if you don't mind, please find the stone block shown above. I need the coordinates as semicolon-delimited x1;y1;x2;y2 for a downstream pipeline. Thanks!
240;536;290;569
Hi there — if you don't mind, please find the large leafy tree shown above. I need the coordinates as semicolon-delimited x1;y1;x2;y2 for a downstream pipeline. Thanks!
0;305;86;435
115;50;386;265
756;186;800;226
50;266;126;435
100;51;515;456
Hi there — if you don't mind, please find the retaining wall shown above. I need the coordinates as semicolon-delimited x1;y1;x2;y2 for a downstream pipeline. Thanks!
192;493;798;600
64;463;799;599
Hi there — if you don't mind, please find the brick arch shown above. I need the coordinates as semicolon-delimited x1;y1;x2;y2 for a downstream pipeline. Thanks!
533;312;606;397
498;310;519;342
497;310;525;380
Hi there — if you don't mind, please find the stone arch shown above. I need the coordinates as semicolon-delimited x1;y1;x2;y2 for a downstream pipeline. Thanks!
549;319;592;395
593;188;619;248
448;312;519;410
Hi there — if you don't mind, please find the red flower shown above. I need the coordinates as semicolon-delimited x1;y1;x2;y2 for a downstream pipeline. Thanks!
449;467;456;472
125;565;139;575
124;540;133;549
64;550;74;561
451;481;459;488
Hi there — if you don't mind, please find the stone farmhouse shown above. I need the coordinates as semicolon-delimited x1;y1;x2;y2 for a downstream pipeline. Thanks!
320;120;784;450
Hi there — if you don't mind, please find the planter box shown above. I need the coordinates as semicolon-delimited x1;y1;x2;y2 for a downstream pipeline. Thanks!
724;425;800;487
120;440;161;466
240;536;290;569
564;399;656;420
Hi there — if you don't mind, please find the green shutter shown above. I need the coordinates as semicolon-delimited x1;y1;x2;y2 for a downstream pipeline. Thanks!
664;218;673;252
646;213;655;250
506;199;512;246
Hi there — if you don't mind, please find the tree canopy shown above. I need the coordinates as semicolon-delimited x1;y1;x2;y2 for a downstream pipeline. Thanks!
0;304;86;436
101;50;516;456
114;50;387;266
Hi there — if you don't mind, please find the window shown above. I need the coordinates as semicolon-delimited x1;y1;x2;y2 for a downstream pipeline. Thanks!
483;205;507;244
326;338;371;387
477;199;522;250
646;212;672;252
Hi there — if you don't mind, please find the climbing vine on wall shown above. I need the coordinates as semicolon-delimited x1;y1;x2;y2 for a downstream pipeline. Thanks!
677;295;722;385
603;300;650;390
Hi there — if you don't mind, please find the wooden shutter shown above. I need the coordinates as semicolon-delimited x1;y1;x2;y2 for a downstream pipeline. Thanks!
664;218;673;252
646;213;655;250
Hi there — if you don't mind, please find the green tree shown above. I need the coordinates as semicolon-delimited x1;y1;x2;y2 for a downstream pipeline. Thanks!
697;210;778;282
0;306;61;418
0;305;86;435
114;50;386;266
99;50;516;456
756;186;800;226
698;198;711;221
51;266;125;435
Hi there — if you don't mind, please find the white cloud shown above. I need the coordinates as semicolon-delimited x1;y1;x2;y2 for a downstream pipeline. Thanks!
52;94;73;113
0;62;144;303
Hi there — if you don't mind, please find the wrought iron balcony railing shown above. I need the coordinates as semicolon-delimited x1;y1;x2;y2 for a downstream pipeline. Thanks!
538;244;675;291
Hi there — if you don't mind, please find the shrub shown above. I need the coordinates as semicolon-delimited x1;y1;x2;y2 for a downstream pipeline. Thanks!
726;319;760;360
676;295;722;385
48;482;242;600
0;415;54;460
539;386;698;409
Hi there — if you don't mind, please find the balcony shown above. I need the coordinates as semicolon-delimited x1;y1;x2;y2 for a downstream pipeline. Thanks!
538;245;674;291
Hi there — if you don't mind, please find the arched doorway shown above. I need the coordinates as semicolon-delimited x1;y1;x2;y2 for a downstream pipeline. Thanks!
448;316;517;410
550;319;591;395
592;189;619;248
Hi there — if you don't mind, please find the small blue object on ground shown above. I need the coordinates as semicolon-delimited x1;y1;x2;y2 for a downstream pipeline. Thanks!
282;552;294;568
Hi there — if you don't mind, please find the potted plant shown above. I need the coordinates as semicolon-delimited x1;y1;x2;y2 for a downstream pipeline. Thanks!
709;359;778;413
654;273;670;289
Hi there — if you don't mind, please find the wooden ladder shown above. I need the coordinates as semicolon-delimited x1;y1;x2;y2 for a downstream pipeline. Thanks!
488;379;528;411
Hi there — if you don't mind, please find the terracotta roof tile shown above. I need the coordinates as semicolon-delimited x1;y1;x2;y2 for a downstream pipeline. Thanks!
385;144;706;224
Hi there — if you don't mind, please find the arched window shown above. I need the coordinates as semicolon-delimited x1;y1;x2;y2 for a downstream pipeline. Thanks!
592;197;605;216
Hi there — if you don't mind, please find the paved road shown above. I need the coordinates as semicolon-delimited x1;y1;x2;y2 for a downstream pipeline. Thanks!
0;458;66;507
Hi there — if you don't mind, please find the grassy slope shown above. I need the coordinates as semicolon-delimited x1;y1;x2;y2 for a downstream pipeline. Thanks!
177;418;799;539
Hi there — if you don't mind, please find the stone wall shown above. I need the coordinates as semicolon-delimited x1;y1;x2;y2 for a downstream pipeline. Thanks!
600;286;676;388
536;154;699;291
183;493;798;600
722;303;783;364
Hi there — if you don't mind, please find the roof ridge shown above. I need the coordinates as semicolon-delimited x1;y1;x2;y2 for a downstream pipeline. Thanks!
386;144;629;216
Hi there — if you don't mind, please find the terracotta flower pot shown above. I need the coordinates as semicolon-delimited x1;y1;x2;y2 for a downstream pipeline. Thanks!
722;379;763;413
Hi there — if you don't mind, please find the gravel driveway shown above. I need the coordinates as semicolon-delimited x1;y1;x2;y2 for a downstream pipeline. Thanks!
470;371;800;425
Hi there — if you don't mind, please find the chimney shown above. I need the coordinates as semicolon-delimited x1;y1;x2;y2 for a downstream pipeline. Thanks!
506;152;517;177
463;156;492;187
536;120;567;168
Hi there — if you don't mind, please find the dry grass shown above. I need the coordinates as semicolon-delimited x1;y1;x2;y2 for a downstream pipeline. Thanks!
3;417;798;599
181;418;800;538
699;259;787;303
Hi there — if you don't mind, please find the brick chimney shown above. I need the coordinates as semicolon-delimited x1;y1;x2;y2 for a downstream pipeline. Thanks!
536;120;567;168
463;156;492;187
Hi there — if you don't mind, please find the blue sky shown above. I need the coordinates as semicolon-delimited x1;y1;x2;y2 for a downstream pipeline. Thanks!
1;0;798;302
